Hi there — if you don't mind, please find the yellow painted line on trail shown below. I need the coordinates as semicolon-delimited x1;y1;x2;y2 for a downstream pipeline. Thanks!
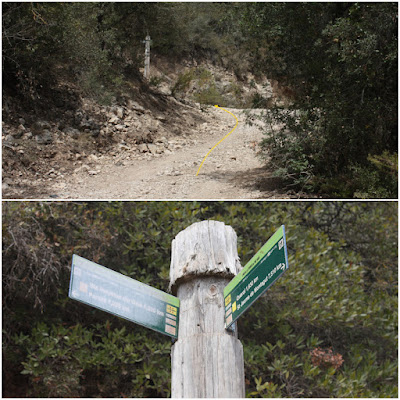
196;105;239;176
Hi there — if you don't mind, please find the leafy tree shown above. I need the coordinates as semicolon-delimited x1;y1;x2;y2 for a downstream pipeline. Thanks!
2;2;247;108
2;201;397;397
238;3;398;197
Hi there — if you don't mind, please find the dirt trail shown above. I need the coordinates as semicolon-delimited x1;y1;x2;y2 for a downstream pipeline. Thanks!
53;107;289;199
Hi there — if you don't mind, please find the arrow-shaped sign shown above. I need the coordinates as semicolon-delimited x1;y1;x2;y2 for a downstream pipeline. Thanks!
224;225;289;329
69;255;179;338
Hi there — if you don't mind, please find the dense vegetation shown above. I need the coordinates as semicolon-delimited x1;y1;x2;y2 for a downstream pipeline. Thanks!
238;3;398;198
3;202;397;397
2;3;240;105
2;2;398;198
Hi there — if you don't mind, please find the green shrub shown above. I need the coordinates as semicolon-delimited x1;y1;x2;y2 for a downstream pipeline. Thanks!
195;68;213;87
149;75;164;88
14;322;171;397
172;70;195;96
240;3;397;198
193;83;225;106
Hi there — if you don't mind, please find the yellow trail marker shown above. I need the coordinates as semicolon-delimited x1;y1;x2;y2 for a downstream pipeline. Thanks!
196;105;239;176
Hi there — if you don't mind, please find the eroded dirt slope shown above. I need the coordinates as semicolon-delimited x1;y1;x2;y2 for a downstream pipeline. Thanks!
54;107;289;199
3;103;293;199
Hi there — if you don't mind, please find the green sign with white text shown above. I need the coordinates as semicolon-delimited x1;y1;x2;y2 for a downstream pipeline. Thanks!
69;255;179;338
224;225;289;329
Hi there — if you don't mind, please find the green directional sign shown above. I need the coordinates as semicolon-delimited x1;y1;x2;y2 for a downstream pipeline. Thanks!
224;225;289;329
69;255;179;338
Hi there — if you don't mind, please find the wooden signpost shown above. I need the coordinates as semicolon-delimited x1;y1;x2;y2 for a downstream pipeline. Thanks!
143;35;151;79
69;221;289;397
169;220;245;398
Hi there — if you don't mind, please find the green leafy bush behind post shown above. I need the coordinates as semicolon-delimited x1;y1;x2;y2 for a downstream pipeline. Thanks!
2;202;398;397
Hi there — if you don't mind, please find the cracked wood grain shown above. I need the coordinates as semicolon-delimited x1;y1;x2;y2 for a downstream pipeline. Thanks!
170;221;245;398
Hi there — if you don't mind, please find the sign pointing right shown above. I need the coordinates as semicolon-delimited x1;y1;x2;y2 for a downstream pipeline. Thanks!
224;225;289;329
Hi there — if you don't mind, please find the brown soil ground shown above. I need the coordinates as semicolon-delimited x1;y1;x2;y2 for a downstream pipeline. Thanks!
53;107;291;199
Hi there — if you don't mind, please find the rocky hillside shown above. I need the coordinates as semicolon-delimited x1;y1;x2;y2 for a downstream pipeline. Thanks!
2;60;277;198
149;55;276;108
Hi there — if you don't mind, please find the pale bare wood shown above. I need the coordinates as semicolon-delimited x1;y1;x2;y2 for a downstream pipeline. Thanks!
169;220;242;294
170;221;245;398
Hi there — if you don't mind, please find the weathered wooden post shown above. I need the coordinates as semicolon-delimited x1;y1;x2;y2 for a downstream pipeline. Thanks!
144;35;151;80
169;220;245;398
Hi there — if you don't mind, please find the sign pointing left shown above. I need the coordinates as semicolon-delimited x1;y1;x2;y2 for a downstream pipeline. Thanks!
69;255;179;338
